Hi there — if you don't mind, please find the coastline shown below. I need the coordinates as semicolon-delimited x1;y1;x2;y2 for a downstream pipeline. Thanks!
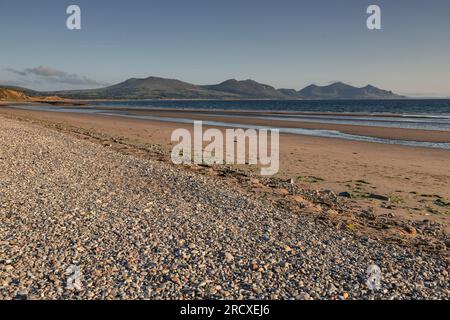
5;104;450;143
121;109;450;143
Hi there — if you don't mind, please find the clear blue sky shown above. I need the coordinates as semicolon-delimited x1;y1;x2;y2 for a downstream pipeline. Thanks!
0;0;449;96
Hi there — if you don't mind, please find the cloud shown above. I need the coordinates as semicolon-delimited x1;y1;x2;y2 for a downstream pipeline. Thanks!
25;66;66;77
5;68;27;76
5;66;105;88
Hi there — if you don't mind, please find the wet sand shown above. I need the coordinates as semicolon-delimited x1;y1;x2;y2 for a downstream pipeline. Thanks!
124;109;450;143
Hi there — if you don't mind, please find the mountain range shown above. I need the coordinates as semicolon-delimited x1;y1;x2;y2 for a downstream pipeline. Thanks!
1;77;405;100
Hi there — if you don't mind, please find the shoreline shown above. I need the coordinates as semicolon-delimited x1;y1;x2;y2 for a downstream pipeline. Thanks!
5;104;450;144
122;109;450;144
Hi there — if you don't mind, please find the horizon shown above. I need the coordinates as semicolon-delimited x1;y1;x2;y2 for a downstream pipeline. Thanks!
0;75;431;99
1;0;449;97
4;75;450;99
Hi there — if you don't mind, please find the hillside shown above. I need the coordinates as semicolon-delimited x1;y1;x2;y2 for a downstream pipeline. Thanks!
297;82;404;100
47;77;243;100
2;78;405;100
0;88;31;101
204;79;285;99
0;87;66;104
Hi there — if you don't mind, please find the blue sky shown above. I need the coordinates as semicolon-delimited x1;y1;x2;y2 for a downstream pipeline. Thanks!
0;0;449;96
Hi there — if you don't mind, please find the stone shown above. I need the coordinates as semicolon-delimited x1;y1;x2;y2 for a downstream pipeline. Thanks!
224;252;234;263
297;292;310;300
170;275;181;285
404;226;417;236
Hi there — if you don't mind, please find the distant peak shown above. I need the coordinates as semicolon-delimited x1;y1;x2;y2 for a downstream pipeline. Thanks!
144;76;164;80
329;82;351;87
221;79;260;84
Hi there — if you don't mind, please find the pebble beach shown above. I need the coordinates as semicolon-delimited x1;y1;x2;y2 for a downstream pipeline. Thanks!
0;116;448;300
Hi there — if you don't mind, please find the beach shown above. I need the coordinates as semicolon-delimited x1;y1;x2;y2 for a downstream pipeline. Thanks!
0;112;448;300
1;105;449;231
1;0;449;306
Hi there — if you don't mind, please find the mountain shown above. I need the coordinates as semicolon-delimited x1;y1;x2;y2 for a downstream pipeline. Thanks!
203;79;285;99
47;77;243;100
277;88;300;98
45;77;290;100
2;78;405;100
297;82;404;100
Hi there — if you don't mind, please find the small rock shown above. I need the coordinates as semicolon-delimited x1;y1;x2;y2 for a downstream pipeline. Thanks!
297;292;310;300
224;252;234;263
404;226;417;236
170;275;181;285
4;265;14;271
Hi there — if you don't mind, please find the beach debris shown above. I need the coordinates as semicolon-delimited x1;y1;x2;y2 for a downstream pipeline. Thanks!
368;194;389;201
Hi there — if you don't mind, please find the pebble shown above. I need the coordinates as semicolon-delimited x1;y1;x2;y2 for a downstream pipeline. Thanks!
224;252;234;263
